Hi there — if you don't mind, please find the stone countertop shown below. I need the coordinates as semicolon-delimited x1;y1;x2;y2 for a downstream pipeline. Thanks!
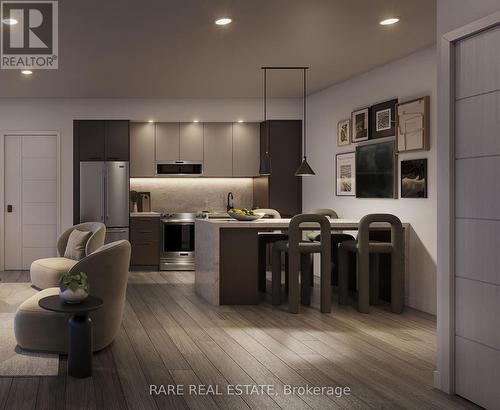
196;218;410;229
197;218;364;229
130;212;161;217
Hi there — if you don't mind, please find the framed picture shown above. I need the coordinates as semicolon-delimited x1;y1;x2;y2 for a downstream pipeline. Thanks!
396;96;430;152
355;141;397;198
351;107;369;142
401;159;427;198
335;152;356;196
337;119;351;146
370;98;398;139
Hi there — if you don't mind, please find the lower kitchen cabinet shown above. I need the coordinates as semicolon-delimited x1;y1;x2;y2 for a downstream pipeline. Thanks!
130;217;160;268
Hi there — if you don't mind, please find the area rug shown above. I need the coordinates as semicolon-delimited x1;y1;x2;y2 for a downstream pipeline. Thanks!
0;283;59;376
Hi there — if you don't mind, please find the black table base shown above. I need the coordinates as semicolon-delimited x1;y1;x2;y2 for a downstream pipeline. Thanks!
68;315;93;378
38;295;103;379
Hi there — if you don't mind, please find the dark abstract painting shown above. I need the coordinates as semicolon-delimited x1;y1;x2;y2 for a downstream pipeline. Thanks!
401;159;427;198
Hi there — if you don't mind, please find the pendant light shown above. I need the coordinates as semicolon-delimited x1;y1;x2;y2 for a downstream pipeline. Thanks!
295;67;315;176
259;68;272;175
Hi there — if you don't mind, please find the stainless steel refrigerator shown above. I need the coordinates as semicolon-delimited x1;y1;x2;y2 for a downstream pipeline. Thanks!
80;161;129;243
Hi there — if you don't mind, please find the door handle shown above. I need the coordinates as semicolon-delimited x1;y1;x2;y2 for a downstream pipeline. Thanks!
7;205;13;213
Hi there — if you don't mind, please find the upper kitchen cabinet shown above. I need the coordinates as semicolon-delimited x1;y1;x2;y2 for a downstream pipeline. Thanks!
232;122;260;177
76;120;129;161
156;123;180;161
105;120;130;161
78;120;105;160
180;123;203;161
130;122;155;177
253;120;302;217
156;122;203;162
203;123;233;176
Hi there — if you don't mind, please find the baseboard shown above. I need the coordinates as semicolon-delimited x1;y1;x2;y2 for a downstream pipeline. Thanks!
406;296;436;315
433;370;440;389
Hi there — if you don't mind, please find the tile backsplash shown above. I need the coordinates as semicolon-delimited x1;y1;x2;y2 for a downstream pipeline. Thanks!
130;178;254;212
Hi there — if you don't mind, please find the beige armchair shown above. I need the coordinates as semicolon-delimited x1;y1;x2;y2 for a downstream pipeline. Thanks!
15;240;131;353
30;222;106;290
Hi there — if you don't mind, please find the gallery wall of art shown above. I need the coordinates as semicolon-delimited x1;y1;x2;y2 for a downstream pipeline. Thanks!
304;45;437;314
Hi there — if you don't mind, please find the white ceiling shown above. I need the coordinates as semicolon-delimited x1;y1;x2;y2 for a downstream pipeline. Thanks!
0;0;436;98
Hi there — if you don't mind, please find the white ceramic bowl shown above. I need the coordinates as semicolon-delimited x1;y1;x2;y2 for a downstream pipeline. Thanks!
228;212;264;221
59;288;89;304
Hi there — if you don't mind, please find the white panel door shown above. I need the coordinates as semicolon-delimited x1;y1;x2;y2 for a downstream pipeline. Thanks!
454;26;500;409
4;135;58;270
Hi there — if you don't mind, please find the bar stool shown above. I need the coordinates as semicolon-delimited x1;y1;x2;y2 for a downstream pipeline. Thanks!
304;208;355;286
305;209;338;242
272;214;331;313
256;209;287;292
338;214;404;314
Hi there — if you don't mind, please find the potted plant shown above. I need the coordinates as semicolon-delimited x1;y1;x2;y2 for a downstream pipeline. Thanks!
59;271;89;303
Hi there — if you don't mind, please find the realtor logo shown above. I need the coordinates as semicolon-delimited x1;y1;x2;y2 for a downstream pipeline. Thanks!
1;1;58;69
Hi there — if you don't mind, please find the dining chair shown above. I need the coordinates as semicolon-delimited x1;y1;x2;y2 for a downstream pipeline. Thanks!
338;213;404;314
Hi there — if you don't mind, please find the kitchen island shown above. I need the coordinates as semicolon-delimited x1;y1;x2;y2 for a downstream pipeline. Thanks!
195;218;410;305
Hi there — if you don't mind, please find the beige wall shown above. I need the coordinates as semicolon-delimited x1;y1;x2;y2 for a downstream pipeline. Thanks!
304;46;437;314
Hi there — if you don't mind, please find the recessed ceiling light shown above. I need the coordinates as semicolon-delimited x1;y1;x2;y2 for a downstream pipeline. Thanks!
2;18;18;25
237;120;244;123
215;17;232;26
379;17;400;25
21;70;33;75
193;119;200;123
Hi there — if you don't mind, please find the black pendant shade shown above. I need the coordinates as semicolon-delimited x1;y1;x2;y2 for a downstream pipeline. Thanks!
295;156;315;176
295;67;315;176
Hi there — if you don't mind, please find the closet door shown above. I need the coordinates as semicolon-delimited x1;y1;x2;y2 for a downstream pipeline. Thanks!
454;24;500;409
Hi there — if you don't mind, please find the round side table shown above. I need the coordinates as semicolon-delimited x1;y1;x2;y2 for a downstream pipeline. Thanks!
39;295;103;378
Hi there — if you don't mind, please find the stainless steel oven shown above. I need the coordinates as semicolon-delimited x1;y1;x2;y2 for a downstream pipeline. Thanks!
160;213;196;271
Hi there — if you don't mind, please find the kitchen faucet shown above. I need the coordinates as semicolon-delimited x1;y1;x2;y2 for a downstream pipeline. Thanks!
227;192;234;211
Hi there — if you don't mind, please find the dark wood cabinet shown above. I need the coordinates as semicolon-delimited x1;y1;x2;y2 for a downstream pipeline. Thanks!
78;120;105;161
130;217;160;268
76;120;129;162
253;120;302;217
105;121;129;160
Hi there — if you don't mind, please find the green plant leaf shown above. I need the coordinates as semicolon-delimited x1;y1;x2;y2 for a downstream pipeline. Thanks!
60;271;89;292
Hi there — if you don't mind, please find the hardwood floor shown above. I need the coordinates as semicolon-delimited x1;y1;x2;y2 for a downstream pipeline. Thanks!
0;270;477;410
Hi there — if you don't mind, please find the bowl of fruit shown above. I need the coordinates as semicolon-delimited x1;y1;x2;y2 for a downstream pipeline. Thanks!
227;208;265;221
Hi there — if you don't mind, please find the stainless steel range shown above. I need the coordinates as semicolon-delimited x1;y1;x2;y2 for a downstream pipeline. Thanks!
160;212;197;271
